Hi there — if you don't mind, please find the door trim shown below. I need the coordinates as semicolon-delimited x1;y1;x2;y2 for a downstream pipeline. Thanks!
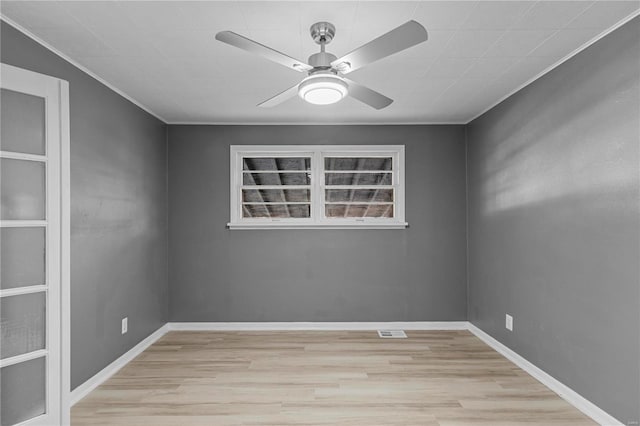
59;67;71;426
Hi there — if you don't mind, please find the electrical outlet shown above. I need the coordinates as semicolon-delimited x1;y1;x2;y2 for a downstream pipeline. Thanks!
121;317;128;334
505;314;513;331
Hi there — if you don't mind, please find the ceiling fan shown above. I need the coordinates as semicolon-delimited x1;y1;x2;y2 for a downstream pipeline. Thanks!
215;20;428;109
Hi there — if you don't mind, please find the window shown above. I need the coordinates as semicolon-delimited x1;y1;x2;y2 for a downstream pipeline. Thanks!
229;145;406;229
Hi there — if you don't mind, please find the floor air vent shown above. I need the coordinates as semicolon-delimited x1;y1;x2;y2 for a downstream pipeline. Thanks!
377;330;407;338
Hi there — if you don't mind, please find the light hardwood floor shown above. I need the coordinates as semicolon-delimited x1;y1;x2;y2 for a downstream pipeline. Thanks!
72;330;595;425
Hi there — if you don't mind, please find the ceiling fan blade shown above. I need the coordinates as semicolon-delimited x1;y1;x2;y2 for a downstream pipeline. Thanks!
216;31;312;73
344;78;393;110
257;84;300;108
331;20;427;74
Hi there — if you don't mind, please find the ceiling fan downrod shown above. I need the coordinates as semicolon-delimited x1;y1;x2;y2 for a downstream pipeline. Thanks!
308;22;338;72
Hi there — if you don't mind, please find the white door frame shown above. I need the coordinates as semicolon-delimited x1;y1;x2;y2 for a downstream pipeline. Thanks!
0;63;71;425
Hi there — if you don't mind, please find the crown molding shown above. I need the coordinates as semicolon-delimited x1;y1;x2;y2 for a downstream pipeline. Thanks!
466;8;640;124
0;15;168;124
166;121;466;126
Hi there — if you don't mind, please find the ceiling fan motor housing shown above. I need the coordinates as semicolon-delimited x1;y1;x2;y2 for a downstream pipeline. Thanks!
308;52;338;70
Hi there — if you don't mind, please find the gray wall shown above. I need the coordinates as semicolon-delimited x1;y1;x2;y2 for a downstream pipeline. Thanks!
1;21;169;390
467;17;640;424
168;125;467;322
3;12;637;422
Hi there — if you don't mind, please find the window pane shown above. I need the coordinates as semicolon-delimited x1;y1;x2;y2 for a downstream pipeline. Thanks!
324;157;392;171
0;158;46;220
325;189;393;203
1;292;46;359
243;172;310;186
1;357;46;426
243;189;310;203
326;204;393;218
1;227;45;290
325;173;392;186
243;157;311;171
230;146;404;227
0;89;46;155
243;204;310;218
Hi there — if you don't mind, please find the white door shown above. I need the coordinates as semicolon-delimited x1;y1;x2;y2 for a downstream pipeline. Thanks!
1;64;70;426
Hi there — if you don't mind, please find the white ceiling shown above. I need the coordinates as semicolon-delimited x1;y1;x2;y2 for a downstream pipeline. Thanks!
2;1;638;124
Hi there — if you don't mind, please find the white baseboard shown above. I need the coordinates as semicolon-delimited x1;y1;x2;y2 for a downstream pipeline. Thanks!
467;323;623;426
70;324;169;406
69;321;623;426
167;321;469;331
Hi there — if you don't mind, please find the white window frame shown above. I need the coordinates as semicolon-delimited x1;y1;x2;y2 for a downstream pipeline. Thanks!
228;145;407;230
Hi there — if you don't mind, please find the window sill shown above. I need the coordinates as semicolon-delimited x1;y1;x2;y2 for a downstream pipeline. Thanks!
227;222;409;230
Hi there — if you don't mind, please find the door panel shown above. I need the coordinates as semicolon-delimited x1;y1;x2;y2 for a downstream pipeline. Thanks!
0;293;46;359
0;227;46;290
0;158;46;220
0;357;46;426
0;63;66;425
0;88;46;155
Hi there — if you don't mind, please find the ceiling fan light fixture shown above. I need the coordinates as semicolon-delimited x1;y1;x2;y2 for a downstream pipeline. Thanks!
298;74;348;105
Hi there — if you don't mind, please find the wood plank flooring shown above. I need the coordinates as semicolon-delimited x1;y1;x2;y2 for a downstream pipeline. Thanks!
72;330;595;425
